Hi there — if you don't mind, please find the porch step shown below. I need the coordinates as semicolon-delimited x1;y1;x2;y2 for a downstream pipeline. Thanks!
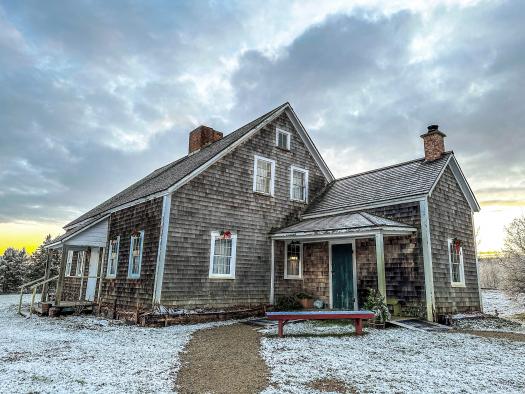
389;318;451;332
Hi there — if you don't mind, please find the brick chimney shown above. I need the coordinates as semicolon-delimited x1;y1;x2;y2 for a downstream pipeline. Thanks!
188;125;223;154
420;124;446;161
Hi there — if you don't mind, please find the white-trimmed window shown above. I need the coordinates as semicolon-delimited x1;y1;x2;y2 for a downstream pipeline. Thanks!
285;241;302;279
276;128;291;150
209;231;237;279
448;238;465;286
253;155;275;196
106;236;120;278
76;251;85;277
65;250;74;277
128;231;144;279
290;166;308;202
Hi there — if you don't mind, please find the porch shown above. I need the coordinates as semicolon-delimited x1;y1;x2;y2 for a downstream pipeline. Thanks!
270;212;429;319
19;216;108;317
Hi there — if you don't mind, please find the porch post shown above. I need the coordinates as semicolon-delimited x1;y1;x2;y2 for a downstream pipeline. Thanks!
375;232;387;299
270;239;275;304
55;245;68;306
41;248;52;302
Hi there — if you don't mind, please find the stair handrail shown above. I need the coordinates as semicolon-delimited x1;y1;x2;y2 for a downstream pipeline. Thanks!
18;275;59;316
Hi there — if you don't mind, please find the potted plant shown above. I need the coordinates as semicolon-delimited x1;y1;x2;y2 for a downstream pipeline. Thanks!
364;288;390;328
295;292;314;309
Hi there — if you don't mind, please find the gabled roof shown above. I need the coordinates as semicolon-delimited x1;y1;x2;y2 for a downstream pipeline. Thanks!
303;151;480;218
66;102;333;229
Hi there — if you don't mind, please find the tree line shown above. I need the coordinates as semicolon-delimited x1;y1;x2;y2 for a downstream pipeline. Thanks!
0;235;61;294
479;214;525;295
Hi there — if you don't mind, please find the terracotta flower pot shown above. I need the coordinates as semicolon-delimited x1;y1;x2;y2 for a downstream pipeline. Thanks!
298;298;314;309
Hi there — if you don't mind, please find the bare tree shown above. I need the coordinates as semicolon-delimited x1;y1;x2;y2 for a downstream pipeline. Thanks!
479;256;504;289
502;215;525;295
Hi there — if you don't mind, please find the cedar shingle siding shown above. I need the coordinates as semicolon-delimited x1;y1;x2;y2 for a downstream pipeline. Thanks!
161;112;328;307
428;167;481;314
98;198;163;311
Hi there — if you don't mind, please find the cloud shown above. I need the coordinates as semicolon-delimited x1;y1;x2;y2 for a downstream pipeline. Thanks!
0;0;524;241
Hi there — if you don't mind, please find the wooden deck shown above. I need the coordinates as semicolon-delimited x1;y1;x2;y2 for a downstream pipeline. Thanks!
26;301;96;317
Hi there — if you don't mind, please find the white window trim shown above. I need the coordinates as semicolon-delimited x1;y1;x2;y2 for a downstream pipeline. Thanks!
76;251;85;277
128;231;144;279
275;128;291;150
106;236;120;279
448;238;465;287
65;250;73;277
290;166;309;203
209;231;237;279
253;155;276;196
284;241;303;279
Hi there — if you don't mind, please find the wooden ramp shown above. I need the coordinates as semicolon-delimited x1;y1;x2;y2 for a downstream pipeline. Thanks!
388;318;451;332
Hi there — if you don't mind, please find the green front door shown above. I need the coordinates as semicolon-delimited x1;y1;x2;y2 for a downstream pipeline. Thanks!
331;243;354;310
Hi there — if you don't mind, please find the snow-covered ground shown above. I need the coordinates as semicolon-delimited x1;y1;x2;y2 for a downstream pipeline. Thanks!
0;294;222;393
260;322;525;393
482;289;525;318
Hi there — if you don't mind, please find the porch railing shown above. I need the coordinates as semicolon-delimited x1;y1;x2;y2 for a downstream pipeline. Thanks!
18;275;59;317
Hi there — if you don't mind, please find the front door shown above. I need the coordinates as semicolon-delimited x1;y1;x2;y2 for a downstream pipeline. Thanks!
331;243;354;309
85;247;99;301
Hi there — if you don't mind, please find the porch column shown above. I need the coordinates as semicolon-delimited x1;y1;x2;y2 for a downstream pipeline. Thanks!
375;232;387;299
41;249;52;302
270;239;275;304
55;245;68;306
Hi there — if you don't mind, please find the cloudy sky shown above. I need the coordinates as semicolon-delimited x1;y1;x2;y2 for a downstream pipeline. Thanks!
1;0;524;253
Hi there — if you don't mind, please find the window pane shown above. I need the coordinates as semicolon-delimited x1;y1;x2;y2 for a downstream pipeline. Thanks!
287;243;301;276
256;160;272;194
213;238;232;275
450;248;461;282
278;132;288;149
292;170;305;200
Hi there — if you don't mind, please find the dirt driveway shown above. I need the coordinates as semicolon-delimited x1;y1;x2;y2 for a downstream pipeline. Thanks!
176;323;269;393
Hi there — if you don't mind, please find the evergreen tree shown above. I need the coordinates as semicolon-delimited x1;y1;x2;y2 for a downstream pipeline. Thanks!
0;248;28;293
25;235;59;283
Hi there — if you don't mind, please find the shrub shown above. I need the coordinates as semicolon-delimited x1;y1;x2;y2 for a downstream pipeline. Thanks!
363;288;390;323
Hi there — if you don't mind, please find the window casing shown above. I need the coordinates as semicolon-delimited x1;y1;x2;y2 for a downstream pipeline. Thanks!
106;236;120;278
76;251;85;277
253;155;275;196
290;166;309;202
448;239;465;287
128;231;144;279
276;128;291;150
285;241;302;279
65;250;74;277
209;231;237;279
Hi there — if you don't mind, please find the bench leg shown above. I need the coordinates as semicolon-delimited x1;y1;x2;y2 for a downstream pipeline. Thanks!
355;319;363;335
278;320;285;337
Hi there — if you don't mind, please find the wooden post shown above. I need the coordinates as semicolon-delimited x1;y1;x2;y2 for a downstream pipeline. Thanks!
375;232;386;299
278;320;285;338
55;245;68;306
97;247;106;306
270;239;275;305
355;318;363;335
41;249;52;302
30;287;37;317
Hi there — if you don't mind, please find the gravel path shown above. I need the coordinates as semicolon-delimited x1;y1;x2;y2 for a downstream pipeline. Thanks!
176;323;269;393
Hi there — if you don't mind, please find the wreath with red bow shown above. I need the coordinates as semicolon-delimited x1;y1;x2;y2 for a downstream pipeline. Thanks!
219;230;232;240
452;237;462;254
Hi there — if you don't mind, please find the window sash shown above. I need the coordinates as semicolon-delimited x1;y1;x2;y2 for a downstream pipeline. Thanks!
290;166;308;202
253;156;274;195
285;242;302;278
76;251;85;277
65;250;74;277
107;237;119;277
448;239;465;285
209;232;237;278
128;231;144;279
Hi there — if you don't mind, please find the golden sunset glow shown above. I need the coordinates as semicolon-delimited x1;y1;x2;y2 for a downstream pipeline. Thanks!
0;222;63;255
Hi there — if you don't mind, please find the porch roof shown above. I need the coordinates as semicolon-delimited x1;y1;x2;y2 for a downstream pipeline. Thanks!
271;211;416;239
45;215;109;250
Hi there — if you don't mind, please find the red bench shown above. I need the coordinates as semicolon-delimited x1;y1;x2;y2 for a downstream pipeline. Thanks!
266;310;375;337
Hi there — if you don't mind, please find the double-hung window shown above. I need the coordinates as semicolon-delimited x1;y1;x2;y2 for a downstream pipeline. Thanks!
128;231;144;279
209;231;237;279
448;238;465;287
253;155;275;196
276;128;291;150
290;166;308;202
285;242;302;279
106;236;120;278
76;251;85;277
65;250;74;277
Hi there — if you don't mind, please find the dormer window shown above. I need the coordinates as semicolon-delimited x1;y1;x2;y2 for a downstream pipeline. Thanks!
276;128;291;150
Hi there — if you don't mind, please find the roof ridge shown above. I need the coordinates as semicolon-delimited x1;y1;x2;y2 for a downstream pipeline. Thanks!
334;151;453;182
